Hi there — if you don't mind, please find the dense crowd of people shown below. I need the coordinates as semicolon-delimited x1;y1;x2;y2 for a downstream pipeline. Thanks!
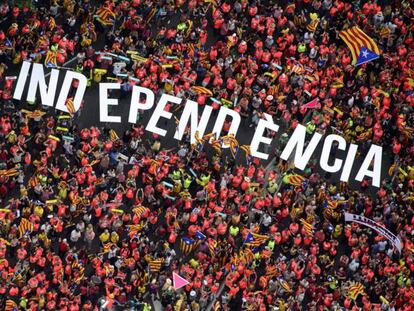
0;0;414;310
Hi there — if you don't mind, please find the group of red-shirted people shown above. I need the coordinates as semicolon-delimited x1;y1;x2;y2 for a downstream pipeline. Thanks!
0;0;414;310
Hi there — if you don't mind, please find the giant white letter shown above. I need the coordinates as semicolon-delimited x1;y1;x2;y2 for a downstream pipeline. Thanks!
55;70;87;113
128;86;155;123
211;106;241;148
250;113;279;160
99;83;121;123
320;134;347;173
355;144;382;188
174;100;213;143
26;63;59;107
280;124;322;170
13;61;31;100
146;94;181;137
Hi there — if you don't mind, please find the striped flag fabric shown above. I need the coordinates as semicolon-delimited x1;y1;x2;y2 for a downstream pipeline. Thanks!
207;238;217;256
348;282;365;300
307;19;319;32
339;26;380;66
244;232;269;248
213;301;221;311
283;174;306;186
234;248;255;265
179;237;199;255
240;145;252;164
127;224;144;238
278;277;292;293
300;218;314;235
5;299;18;311
148;258;164;273
210;139;222;155
96;7;116;26
290;63;305;75
187;43;195;58
0;168;19;177
65;97;75;115
109;129;119;141
266;265;280;278
18;218;34;238
44;50;57;67
132;206;149;219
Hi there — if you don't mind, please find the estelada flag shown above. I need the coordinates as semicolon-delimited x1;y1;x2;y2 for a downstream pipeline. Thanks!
244;232;269;248
179;236;199;255
339;26;380;66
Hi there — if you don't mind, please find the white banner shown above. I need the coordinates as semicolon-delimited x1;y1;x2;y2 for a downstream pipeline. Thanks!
344;212;402;253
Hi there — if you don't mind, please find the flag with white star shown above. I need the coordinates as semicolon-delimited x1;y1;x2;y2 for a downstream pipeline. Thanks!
355;46;379;66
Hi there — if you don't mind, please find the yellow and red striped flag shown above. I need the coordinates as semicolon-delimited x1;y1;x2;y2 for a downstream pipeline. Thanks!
65;97;75;115
266;265;280;278
44;50;57;67
283;174;306;186
300;218;314;236
148;258;164;273
339;26;380;65
179;237;200;255
109;129;119;141
208;238;217;256
127;224;144;238
0;168;18;177
278;277;292;293
348;282;365;300
96;7;115;26
5;300;18;311
18;218;34;238
132;206;149;219
244;232;269;248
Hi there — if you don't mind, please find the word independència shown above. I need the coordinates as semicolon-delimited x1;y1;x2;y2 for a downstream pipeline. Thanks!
13;62;383;187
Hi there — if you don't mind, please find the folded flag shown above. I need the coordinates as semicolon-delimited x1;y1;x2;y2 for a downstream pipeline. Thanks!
18;218;34;238
195;230;206;240
348;282;365;300
339;26;380;66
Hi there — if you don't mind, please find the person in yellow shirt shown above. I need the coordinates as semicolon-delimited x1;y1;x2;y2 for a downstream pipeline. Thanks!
110;231;119;244
99;229;110;244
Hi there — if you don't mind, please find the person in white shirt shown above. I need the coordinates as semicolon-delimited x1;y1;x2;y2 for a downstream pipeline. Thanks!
70;228;81;243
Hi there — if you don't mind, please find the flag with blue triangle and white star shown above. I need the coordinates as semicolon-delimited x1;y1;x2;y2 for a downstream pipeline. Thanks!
355;46;379;66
